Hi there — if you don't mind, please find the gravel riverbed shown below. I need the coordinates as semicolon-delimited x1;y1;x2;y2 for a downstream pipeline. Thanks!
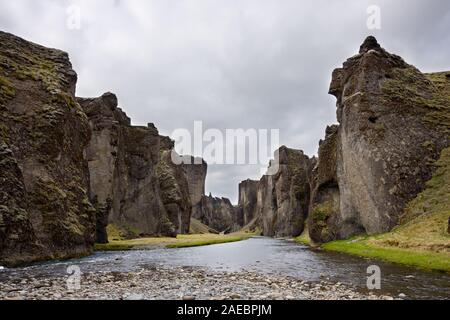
0;265;395;300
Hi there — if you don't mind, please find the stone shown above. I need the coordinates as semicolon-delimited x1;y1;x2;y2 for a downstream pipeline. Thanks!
79;94;187;239
239;146;315;237
156;148;192;235
0;31;196;266
237;180;259;227
182;156;207;208
308;125;341;243
193;195;241;233
124;293;144;300
0;31;95;267
359;35;382;54
309;36;450;243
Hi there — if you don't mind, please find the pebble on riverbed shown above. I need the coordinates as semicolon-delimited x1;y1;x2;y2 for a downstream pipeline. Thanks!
0;266;395;301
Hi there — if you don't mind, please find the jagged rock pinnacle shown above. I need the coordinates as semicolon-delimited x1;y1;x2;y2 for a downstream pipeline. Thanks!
101;92;118;110
359;36;382;54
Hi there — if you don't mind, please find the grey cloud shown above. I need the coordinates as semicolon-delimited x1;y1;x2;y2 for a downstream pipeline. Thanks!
1;0;449;203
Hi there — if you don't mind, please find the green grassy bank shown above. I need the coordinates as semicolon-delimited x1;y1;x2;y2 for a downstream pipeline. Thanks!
95;232;255;251
295;147;450;273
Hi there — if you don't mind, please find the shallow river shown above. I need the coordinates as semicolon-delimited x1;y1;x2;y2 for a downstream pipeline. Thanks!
1;237;449;299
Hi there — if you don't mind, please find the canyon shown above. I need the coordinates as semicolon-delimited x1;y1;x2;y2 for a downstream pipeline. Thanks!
0;31;240;266
237;36;450;245
0;31;449;268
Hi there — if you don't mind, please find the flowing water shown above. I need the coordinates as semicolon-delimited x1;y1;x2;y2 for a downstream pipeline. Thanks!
0;237;449;299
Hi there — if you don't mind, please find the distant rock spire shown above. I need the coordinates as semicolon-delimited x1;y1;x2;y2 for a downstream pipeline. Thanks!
359;36;382;54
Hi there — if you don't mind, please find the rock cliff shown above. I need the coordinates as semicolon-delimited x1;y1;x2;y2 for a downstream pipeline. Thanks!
194;195;241;233
79;94;192;241
156;145;192;235
0;32;193;265
309;36;450;243
238;179;259;227
238;147;314;237
308;125;341;243
0;31;95;266
181;157;242;233
182;156;207;220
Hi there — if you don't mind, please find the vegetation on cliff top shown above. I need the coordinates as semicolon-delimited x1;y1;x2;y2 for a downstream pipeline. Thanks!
380;68;450;136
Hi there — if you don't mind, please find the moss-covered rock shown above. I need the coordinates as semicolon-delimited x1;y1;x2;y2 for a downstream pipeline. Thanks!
0;31;95;266
309;36;450;244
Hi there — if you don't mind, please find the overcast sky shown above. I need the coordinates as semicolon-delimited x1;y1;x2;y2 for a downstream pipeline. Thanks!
1;0;449;203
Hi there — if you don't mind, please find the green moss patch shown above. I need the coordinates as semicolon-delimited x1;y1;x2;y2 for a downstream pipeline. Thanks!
381;68;450;133
311;201;333;223
0;75;16;104
294;225;311;246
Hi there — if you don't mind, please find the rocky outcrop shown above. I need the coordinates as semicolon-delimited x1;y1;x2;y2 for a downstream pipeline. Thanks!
0;31;95;266
194;195;241;233
309;36;450;243
156;145;192;235
308;126;341;243
79;94;192;241
181;157;242;233
0;32;195;265
238;179;259;226
182;157;207;221
258;147;314;237
238;147;314;237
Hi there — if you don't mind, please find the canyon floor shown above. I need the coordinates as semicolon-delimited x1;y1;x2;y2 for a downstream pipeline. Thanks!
1;237;449;300
0;265;392;301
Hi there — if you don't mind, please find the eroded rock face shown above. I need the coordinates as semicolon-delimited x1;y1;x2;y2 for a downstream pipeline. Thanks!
156;148;192;235
181;157;242;233
0;31;95;266
238;147;314;237
194;195;241;233
77;93;130;242
309;36;450;243
238;179;259;226
258;147;314;237
182;156;207;220
308;126;341;243
79;94;192;240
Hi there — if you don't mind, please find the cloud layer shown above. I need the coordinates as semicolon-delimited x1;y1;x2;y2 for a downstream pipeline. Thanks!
1;0;449;202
